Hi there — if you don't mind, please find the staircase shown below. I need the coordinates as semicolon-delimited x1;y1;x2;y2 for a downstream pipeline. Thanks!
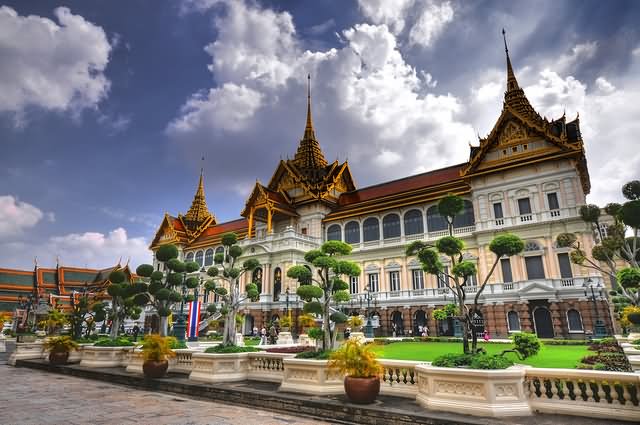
198;312;221;332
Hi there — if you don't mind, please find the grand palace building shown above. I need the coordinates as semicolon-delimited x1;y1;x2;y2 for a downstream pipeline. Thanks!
149;42;612;340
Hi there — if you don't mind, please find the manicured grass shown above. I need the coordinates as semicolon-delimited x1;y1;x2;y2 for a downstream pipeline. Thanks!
370;341;590;369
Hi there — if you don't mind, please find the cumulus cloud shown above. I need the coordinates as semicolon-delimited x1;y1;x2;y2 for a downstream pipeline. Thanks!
0;195;44;238
0;6;111;122
357;0;414;34
0;227;151;269
408;0;454;47
171;0;474;194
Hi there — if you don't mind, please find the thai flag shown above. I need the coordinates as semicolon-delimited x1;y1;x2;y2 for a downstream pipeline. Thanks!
186;301;201;339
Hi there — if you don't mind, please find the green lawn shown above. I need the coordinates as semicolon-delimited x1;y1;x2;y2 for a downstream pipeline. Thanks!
370;342;590;369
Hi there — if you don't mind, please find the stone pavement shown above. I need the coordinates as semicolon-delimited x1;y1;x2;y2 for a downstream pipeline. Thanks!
0;365;331;425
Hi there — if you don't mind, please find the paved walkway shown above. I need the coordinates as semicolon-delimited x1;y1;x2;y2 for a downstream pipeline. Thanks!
0;365;330;425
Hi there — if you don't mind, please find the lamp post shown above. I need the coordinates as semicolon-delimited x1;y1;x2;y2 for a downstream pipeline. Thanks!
363;285;374;338
173;271;188;342
583;278;608;337
16;294;34;333
285;287;290;315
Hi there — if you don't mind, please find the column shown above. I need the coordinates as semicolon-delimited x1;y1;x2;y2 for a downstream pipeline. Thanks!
403;306;411;336
267;207;273;233
248;208;254;239
549;301;563;337
426;306;437;337
518;301;532;332
493;302;508;337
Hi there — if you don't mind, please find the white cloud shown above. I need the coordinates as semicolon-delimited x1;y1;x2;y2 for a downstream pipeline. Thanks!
374;149;403;167
595;77;615;94
308;19;336;36
0;6;111;121
408;0;454;47
0;195;44;238
554;41;598;74
357;0;414;34
0;227;151;270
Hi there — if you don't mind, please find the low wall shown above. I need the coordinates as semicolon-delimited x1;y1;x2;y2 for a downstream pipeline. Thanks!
79;346;134;368
8;342;44;366
279;358;344;395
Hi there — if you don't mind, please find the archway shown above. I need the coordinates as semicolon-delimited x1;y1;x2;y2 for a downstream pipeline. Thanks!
243;314;255;336
390;311;403;336
533;307;554;338
414;310;427;336
273;267;282;301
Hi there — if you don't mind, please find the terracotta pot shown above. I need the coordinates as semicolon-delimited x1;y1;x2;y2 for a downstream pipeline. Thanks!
344;376;380;404
143;360;168;378
49;351;69;365
628;312;640;325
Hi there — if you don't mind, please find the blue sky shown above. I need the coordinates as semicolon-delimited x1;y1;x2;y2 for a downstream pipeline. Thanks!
1;0;639;269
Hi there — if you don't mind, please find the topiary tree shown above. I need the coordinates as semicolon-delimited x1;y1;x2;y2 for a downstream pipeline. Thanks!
135;244;201;337
556;180;640;326
407;194;524;354
106;269;146;339
287;240;361;351
67;291;107;340
202;232;260;346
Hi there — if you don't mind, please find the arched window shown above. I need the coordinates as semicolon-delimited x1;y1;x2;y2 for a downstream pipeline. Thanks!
382;214;401;239
252;267;263;294
427;206;447;232
214;246;224;264
204;248;214;266
363;217;380;242
327;224;342;241
507;311;521;332
567;309;583;332
524;241;542;252
453;200;475;228
273;267;282;302
404;209;424;235
185;252;194;262
344;221;360;244
195;251;204;268
301;265;312;285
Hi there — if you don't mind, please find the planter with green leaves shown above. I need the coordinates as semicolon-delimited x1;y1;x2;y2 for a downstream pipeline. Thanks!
17;333;36;343
188;345;261;383
80;338;136;368
279;355;344;395
43;336;79;365
328;339;383;404
141;334;176;378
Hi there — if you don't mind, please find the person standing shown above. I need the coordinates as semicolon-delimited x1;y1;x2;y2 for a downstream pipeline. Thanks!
483;329;490;342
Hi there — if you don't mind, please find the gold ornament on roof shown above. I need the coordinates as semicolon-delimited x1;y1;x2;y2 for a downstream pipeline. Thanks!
292;74;328;170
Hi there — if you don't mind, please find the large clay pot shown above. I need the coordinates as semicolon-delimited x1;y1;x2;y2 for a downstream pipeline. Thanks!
627;312;640;325
49;351;69;365
344;376;380;404
143;360;168;378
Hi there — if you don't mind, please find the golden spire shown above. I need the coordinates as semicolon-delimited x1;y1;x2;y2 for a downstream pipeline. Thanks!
184;165;213;225
501;29;537;120
293;74;328;170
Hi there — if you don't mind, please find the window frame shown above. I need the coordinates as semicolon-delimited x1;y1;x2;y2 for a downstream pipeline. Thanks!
367;273;379;292
389;271;401;292
363;217;380;242
507;310;521;332
344;221;361;244
326;224;342;241
567;309;584;333
518;197;532;215
412;269;425;290
403;209;424;235
382;213;401;239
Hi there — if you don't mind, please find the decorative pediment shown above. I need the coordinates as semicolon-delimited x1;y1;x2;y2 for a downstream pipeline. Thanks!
384;261;402;270
498;121;527;145
519;281;554;294
150;214;183;249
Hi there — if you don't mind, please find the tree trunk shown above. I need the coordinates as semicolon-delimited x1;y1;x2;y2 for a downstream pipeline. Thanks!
223;309;236;345
159;315;168;337
110;314;119;339
323;299;331;351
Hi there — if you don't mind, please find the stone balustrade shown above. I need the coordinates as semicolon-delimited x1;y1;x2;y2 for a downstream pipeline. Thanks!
170;349;195;374
379;359;425;398
247;352;296;382
279;358;344;395
525;367;640;422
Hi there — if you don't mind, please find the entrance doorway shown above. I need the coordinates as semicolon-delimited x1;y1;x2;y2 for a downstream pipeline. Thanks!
533;307;554;338
243;314;254;336
390;311;403;336
414;310;427;336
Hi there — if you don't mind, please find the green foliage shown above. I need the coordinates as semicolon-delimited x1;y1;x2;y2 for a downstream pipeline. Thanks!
150;271;164;281
185;277;200;289
556;233;577;248
148;281;162;294
579;204;601;223
207;267;218;277
604;202;622;217
417;248;443;274
229;245;243;258
94;337;135;347
329;339;382;378
334;261;361;277
295;350;332;359
452;261;476;278
109;270;126;284
438;194;464;219
303;249;324;263
136;264;154;278
287;265;312;282
206;304;217;314
166;273;183;286
405;240;430;256
469;354;514;369
436;236;464;256
166;258;185;272
221;232;237;246
570;250;586;265
333;290;351;303
592;245;614;261
184;261;200;273
308;327;324;340
155;288;171;301
432;353;475;367
157;306;172;317
510;332;541;360
43;336;79;353
133;293;148;306
213;286;228;296
321;240;352;256
623;180;640;200
214;253;224;264
141;334;176;361
303;301;323;315
204;345;261;353
156;244;179;262
330;311;348;324
489;233;524;257
242;258;260;270
168;291;182;302
432;303;458;320
618;268;640;289
312;255;337;269
621;200;640;228
332;278;349;291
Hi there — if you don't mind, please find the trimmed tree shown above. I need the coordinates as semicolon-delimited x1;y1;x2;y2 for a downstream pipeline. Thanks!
556;180;640;325
287;240;360;351
67;293;107;340
106;270;146;339
202;232;260;346
135;244;201;337
406;194;524;354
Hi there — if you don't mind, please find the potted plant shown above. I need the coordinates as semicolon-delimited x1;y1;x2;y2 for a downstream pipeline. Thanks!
280;315;292;332
298;314;316;333
347;316;364;331
43;336;79;365
141;334;176;378
328;339;382;404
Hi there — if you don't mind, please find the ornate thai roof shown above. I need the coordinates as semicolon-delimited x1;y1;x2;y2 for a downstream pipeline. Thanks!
174;170;216;242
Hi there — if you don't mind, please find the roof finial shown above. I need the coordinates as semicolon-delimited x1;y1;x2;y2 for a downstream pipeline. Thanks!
502;28;520;93
200;155;205;176
502;28;508;55
304;74;315;140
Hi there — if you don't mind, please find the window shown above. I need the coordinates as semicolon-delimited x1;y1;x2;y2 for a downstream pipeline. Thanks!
214;246;224;264
524;241;541;252
557;253;573;278
467;274;478;287
567;309;583;332
363;217;380;242
327;224;342;241
382;214;401;239
547;193;560;210
507;311;521;332
389;271;400;292
301;227;308;235
204;249;214;266
453;200;475;228
501;258;513;283
518;198;532;215
412;269;424;290
368;273;379;292
437;266;450;288
493;203;504;219
185;252;194;262
404;209;424;235
427;206;447;232
525;256;545;279
350;276;359;294
195;251;204;267
273;268;282;301
345;221;360;244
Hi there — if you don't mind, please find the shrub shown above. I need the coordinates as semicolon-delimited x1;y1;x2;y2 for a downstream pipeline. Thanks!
169;339;188;350
347;316;364;328
328;339;382;378
298;314;316;328
308;327;324;340
43;336;79;353
93;337;135;347
469;354;514;370
295;350;333;359
589;338;622;354
141;335;176;361
204;345;261;354
3;329;16;337
432;353;475;368
265;346;312;354
509;332;541;360
578;353;631;372
541;339;588;345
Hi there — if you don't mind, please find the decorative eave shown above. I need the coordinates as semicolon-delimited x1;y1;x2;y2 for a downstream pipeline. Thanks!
149;213;187;250
240;182;297;219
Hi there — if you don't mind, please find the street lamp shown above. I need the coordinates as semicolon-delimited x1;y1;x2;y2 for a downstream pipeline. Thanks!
16;293;34;333
187;272;205;342
285;287;290;315
173;271;188;342
363;285;375;338
583;277;608;337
